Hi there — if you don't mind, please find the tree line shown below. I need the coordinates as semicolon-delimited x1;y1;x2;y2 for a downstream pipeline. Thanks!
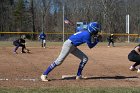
0;0;140;40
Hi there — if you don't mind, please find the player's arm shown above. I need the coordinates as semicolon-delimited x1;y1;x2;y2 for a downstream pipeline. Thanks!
134;46;140;55
87;41;99;48
86;38;99;48
87;34;103;48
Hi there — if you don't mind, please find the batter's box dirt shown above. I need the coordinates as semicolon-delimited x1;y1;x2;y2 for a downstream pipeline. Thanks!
1;46;140;88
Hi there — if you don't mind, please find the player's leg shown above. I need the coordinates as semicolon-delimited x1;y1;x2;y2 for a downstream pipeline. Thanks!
13;42;19;53
128;51;140;71
71;48;88;79
43;40;74;75
108;41;111;47
43;39;46;48
41;39;43;47
112;41;115;47
132;55;140;73
21;44;26;53
131;62;140;68
41;39;74;81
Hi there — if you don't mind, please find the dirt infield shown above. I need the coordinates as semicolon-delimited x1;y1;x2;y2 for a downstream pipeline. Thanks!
1;44;140;88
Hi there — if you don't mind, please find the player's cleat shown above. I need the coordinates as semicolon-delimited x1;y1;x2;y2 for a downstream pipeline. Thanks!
13;51;18;54
26;50;30;53
129;66;137;71
21;51;26;53
137;68;140;73
41;74;48;81
76;75;82;80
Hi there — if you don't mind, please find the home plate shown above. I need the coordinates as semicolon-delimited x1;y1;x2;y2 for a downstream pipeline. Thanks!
62;75;87;80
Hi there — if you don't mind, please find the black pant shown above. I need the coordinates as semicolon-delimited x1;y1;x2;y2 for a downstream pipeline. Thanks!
108;40;114;46
128;50;140;67
13;42;25;52
128;50;140;62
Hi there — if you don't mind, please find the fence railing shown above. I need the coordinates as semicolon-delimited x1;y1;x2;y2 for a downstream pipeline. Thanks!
0;32;139;42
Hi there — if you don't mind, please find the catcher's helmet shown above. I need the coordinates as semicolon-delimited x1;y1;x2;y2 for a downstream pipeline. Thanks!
87;22;100;35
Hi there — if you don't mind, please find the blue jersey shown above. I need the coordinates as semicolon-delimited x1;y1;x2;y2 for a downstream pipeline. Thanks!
69;31;99;48
39;33;46;40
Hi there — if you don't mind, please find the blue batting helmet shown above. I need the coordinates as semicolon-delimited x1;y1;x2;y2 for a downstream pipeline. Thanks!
87;22;100;35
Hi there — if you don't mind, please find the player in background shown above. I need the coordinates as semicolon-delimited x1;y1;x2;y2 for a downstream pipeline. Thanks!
128;44;140;73
13;35;29;54
41;22;101;81
39;31;46;48
107;34;115;47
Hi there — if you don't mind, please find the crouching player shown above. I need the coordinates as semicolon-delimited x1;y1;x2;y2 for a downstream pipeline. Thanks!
128;44;140;73
41;22;101;81
13;35;30;54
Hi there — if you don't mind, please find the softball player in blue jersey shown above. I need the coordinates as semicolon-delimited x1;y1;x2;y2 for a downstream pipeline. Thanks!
39;31;46;48
41;22;101;81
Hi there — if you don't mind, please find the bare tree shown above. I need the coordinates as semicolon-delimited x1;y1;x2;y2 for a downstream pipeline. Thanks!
1;0;140;41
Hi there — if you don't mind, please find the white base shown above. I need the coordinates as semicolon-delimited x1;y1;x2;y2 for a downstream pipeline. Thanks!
62;75;87;79
62;75;76;79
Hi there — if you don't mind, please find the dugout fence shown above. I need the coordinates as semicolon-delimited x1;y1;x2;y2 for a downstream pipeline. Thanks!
0;32;139;43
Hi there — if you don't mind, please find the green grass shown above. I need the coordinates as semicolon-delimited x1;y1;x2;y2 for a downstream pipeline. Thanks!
0;41;139;47
0;41;63;47
0;41;13;47
1;87;140;93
